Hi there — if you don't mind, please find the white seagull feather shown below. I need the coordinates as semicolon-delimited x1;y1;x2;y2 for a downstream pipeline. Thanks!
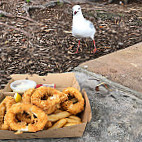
72;5;96;40
71;5;97;53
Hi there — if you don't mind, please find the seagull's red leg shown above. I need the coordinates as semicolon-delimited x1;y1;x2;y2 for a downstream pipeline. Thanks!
93;40;97;54
75;40;80;53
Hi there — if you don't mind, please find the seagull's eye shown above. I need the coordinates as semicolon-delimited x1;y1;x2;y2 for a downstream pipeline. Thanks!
78;8;80;10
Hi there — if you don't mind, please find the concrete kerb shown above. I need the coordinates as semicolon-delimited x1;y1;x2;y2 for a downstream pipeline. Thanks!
73;66;142;100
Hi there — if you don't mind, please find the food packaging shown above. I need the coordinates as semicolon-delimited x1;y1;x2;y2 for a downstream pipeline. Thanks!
10;80;37;93
0;73;92;140
36;84;56;88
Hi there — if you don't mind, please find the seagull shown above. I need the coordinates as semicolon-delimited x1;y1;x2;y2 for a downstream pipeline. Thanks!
72;5;97;54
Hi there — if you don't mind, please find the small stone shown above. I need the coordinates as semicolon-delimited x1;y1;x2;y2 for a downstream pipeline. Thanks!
84;65;88;69
112;30;117;34
118;42;124;46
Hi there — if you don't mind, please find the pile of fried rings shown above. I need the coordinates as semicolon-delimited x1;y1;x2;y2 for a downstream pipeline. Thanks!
0;87;84;133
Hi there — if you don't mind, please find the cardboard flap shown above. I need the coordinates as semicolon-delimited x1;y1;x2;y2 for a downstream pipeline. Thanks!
3;79;14;92
10;74;40;79
72;75;80;91
82;89;92;122
8;73;80;91
0;123;86;139
0;89;3;94
0;91;4;102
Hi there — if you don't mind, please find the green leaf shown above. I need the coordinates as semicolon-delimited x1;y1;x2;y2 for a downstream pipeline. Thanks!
26;0;30;3
0;14;4;17
57;0;63;6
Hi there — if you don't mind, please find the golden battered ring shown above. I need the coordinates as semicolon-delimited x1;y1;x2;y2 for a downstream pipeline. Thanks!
62;87;84;115
22;88;35;104
0;96;16;130
5;103;48;132
16;111;34;124
31;86;67;114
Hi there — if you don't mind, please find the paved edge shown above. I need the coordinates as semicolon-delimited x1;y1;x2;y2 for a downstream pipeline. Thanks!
79;42;142;93
73;67;142;99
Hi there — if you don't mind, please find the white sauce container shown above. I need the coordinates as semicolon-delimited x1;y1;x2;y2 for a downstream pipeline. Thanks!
10;80;37;93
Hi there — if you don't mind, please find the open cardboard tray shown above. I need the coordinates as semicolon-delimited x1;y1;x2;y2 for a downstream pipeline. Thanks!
0;73;92;140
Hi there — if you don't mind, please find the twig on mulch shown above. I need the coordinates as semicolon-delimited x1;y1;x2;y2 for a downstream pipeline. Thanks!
0;10;44;25
18;15;44;25
22;3;45;17
23;0;71;17
0;1;7;6
0;22;33;38
0;10;15;18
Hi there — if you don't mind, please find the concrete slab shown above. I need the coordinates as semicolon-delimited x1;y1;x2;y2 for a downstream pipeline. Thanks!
79;42;142;93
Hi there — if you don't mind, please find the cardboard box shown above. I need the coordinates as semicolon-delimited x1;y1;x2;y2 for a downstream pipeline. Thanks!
0;73;92;140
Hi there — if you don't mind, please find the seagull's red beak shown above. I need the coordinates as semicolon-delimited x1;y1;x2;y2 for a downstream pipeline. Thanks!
74;11;77;15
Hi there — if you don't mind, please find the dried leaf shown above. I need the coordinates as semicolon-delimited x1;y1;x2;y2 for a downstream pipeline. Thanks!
44;29;54;32
64;30;72;34
99;26;104;28
95;82;112;92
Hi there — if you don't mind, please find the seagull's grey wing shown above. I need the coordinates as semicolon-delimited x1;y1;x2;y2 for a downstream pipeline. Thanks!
86;20;96;39
88;21;95;29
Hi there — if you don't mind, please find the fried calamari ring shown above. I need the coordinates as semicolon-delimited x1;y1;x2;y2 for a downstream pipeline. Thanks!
31;86;68;114
0;96;16;110
62;87;84;115
0;96;16;130
22;88;35;104
5;103;48;132
0;103;6;129
16;111;34;124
